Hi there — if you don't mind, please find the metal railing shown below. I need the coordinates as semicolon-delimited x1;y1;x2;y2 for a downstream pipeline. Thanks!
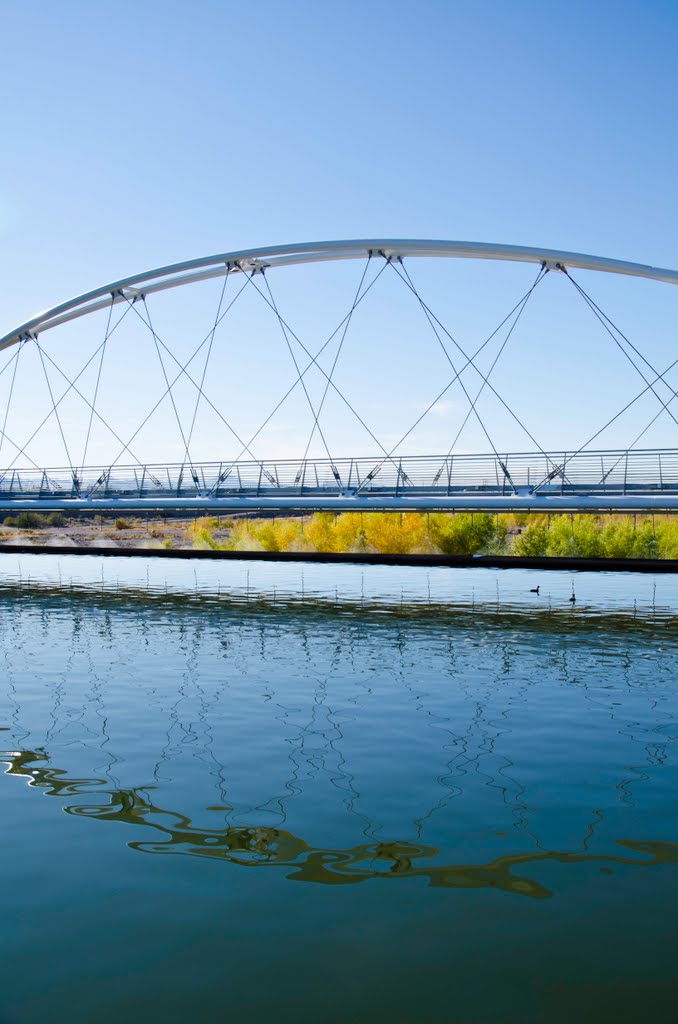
1;449;677;502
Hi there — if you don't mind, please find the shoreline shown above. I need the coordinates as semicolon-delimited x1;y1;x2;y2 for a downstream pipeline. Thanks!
1;543;678;573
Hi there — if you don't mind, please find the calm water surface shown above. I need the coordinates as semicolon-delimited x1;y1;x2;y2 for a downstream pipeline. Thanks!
1;554;677;1023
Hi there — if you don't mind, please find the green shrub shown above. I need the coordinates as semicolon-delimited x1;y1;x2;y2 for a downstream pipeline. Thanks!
600;520;632;558
656;518;678;559
13;512;45;530
114;518;131;530
186;516;222;549
512;520;549;556
429;513;495;555
542;516;604;558
629;521;658;559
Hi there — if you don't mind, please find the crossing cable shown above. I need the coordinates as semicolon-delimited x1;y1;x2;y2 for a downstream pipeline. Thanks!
0;303;135;487
564;270;678;430
34;337;77;489
129;292;276;483
301;253;373;468
108;280;278;491
136;295;198;485
0;344;53;486
0;420;62;488
385;258;562;480
259;267;340;481
393;257;557;468
206;257;390;495
531;270;678;491
238;268;404;479
80;295;115;476
446;265;548;456
180;269;231;492
565;358;678;487
0;343;24;465
34;339;163;485
88;297;259;496
353;264;553;494
608;406;678;481
566;270;678;399
88;274;250;490
391;257;510;481
576;352;678;456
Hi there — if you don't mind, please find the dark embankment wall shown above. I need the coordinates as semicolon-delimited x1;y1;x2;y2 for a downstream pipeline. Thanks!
1;543;678;573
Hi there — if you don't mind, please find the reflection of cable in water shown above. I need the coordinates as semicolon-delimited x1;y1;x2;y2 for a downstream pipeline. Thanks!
2;585;678;872
2;572;678;639
152;628;197;786
322;630;382;839
2;604;30;749
410;634;531;844
485;636;547;848
43;611;67;749
77;610;122;790
251;619;378;838
192;654;230;811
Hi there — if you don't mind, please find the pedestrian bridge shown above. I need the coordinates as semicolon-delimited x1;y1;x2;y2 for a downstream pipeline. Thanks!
2;449;678;513
2;239;678;513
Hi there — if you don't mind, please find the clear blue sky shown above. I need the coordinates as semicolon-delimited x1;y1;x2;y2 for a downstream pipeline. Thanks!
1;0;678;470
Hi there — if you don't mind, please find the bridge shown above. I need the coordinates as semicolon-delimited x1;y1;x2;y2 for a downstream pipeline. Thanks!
2;239;678;513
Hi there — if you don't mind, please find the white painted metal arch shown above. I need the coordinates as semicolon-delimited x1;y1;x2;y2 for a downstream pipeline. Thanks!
2;239;678;352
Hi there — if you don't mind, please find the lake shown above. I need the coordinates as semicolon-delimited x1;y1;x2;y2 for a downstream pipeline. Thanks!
1;554;677;1023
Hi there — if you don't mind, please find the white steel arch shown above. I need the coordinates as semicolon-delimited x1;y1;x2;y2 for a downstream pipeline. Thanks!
2;239;678;352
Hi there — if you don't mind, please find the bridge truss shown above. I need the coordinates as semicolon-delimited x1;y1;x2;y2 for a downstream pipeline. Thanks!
1;239;678;513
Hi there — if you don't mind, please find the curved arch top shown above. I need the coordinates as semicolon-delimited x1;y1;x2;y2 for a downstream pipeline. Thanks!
2;238;678;352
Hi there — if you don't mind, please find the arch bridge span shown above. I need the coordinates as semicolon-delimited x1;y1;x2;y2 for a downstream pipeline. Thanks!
2;239;678;514
3;239;678;351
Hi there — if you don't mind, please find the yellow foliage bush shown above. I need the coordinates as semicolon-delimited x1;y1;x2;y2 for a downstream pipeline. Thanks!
181;510;678;560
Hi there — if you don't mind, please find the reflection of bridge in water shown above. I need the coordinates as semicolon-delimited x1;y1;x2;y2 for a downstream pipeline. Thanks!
2;575;677;898
3;240;678;513
2;746;677;898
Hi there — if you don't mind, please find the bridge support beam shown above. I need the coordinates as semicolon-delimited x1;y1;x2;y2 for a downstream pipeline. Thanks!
2;495;678;514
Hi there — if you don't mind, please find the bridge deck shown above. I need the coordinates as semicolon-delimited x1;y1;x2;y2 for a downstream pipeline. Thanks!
1;450;678;513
